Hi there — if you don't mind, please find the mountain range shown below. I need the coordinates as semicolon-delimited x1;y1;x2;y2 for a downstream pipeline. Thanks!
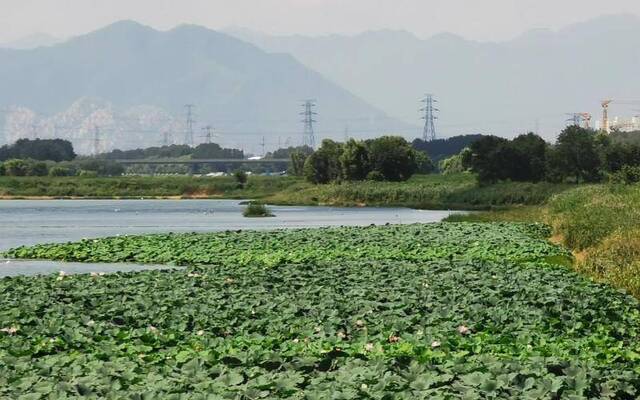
0;21;407;154
0;33;62;50
227;14;640;140
1;15;640;154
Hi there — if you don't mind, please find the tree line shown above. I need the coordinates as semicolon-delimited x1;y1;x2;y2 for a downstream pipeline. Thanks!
0;139;76;162
97;143;244;160
0;139;124;177
460;126;640;185
293;136;433;184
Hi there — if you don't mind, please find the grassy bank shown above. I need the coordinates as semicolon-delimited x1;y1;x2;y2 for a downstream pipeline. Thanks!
0;175;302;199
267;174;571;210
4;223;640;397
0;174;572;210
448;184;640;297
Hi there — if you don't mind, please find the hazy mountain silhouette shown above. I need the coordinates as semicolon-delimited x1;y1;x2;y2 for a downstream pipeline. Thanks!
227;14;640;140
0;21;412;153
0;33;62;49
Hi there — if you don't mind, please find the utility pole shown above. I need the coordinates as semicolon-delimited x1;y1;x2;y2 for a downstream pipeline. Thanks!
301;99;317;148
184;104;195;146
420;94;438;141
200;125;214;144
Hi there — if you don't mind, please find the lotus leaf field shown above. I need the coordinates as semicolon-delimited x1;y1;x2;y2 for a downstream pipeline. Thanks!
2;223;640;399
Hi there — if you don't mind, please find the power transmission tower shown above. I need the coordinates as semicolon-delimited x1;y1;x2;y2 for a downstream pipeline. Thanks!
344;124;350;142
161;131;172;146
30;122;38;139
92;125;102;155
260;136;266;156
420;94;438;141
200;125;215;144
184;104;196;146
300;100;317;148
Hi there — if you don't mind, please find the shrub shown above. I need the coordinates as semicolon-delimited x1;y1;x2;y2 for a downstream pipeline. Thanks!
27;161;48;176
234;170;248;188
243;202;274;218
610;165;640;185
578;229;640;297
49;166;75;177
439;149;470;175
366;170;385;181
78;170;98;177
3;159;29;176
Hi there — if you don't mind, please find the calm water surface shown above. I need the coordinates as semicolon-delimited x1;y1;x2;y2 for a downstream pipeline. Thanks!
0;200;458;276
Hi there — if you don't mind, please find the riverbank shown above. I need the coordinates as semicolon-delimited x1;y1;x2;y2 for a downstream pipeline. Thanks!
447;184;640;297
0;174;572;210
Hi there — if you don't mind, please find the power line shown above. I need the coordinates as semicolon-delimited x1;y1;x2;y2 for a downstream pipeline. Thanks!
420;94;438;141
300;99;317;148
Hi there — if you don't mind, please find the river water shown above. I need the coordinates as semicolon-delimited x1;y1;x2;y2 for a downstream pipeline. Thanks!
0;199;458;276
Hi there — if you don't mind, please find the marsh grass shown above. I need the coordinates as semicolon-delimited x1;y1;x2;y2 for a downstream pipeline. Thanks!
0;174;571;211
0;175;299;199
450;183;640;297
243;202;274;218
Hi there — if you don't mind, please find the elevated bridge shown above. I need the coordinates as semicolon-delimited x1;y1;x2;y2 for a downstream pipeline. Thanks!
114;159;290;166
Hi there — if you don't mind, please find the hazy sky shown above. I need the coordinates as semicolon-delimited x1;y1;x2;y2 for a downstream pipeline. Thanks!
1;0;639;42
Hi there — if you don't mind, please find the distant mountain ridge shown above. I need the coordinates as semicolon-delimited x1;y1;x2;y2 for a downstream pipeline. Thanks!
0;33;63;49
0;21;411;154
226;14;640;140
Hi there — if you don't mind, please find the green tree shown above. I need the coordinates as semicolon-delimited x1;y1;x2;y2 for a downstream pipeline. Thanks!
192;143;243;159
464;136;510;184
28;161;49;176
0;139;75;162
366;136;419;181
340;139;370;181
303;139;343;184
267;145;313;159
510;133;547;182
415;150;435;174
290;150;308;176
546;126;602;183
